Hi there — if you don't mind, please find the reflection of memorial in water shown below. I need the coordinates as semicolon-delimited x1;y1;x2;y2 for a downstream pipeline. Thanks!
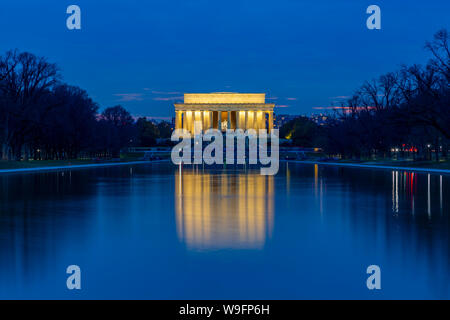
175;169;274;249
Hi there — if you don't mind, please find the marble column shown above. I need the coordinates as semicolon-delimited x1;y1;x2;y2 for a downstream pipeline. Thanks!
186;111;193;134
268;111;273;133
209;111;213;129
201;111;205;132
175;111;181;129
261;111;266;130
182;112;187;131
244;111;248;131
217;111;221;130
247;111;253;131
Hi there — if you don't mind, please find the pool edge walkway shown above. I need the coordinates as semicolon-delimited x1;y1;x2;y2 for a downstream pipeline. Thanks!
0;159;169;174
288;160;450;174
2;159;449;175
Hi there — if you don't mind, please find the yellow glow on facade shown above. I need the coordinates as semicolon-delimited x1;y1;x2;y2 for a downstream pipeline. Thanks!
256;111;264;130
184;93;265;104
239;111;245;129
247;111;254;129
174;92;274;133
186;111;193;132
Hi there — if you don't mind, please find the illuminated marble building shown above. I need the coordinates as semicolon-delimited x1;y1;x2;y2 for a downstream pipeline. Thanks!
174;93;275;133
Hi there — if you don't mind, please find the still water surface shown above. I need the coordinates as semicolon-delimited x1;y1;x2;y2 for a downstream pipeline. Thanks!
0;162;449;299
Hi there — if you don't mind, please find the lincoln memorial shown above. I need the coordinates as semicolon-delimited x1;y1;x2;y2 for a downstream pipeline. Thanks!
174;92;275;134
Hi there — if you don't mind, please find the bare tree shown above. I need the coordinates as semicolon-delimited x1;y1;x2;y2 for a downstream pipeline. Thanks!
0;50;60;160
425;29;450;82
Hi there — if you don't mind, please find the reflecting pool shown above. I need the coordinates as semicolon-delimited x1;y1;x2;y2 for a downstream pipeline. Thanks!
0;162;449;299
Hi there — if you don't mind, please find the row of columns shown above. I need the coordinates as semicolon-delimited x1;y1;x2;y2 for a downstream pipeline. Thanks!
175;110;274;133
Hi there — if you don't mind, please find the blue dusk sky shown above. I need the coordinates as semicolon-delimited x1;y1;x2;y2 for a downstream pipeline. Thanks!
0;0;448;118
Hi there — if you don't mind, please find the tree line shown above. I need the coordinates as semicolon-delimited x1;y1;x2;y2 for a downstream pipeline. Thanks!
281;29;450;161
0;50;172;161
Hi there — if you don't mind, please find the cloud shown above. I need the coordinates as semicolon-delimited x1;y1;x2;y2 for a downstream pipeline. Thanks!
276;104;289;108
313;106;376;113
131;115;172;122
146;116;172;121
113;89;184;103
313;106;340;110
113;93;145;101
329;95;350;100
152;96;184;101
150;90;182;95
286;97;297;101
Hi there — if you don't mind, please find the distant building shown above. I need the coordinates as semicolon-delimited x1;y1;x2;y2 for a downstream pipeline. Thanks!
274;114;299;129
310;113;329;126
